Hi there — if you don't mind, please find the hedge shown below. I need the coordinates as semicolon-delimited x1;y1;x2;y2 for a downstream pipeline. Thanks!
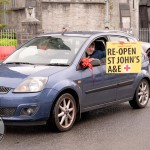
0;38;17;47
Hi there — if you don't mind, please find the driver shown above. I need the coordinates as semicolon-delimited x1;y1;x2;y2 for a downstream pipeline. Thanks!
86;42;106;60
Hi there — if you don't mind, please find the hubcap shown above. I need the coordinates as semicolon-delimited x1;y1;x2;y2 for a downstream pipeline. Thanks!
138;81;149;106
57;97;75;128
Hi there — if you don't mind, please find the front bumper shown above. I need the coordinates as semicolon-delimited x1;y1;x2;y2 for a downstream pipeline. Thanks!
4;120;47;126
0;88;58;126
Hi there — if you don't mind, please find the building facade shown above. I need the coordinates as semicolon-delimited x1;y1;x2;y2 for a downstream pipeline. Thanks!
139;0;150;28
1;0;139;37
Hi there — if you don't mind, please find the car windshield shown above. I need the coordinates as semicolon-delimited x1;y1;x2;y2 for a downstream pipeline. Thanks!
3;36;87;66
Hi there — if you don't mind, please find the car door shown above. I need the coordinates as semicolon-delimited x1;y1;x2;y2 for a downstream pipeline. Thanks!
108;35;137;100
81;37;117;110
81;64;118;110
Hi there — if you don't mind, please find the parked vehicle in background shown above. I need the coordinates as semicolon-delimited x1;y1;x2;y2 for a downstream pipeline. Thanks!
0;46;16;61
0;29;17;61
0;30;150;132
142;42;150;59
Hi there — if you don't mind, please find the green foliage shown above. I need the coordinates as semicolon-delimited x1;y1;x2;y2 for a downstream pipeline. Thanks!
0;38;17;46
0;0;9;27
0;0;9;4
0;24;6;28
0;0;17;47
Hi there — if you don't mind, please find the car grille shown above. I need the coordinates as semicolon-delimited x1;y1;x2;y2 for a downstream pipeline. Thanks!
0;86;11;94
0;108;16;117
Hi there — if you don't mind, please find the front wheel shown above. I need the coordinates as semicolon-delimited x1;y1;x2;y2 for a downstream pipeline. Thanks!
51;93;76;132
129;79;150;109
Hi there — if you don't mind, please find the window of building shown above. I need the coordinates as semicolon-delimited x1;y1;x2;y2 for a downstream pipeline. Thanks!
119;3;131;29
122;17;131;28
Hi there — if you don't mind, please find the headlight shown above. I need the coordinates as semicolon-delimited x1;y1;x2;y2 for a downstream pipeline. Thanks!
13;77;48;93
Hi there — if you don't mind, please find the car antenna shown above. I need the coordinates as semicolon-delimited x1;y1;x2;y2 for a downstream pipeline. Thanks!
62;25;70;35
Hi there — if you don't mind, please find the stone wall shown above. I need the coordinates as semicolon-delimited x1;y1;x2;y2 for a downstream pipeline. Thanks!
6;9;26;30
41;2;106;32
41;0;120;32
6;0;120;33
129;0;139;38
4;0;140;42
17;32;35;46
109;0;120;30
41;0;105;3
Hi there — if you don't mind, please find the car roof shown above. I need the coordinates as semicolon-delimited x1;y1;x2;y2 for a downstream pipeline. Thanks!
39;30;134;38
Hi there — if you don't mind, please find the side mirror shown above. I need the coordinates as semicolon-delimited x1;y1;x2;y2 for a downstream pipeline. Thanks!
90;59;101;67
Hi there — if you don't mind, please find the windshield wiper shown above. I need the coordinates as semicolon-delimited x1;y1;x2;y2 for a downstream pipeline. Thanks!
5;62;69;66
5;62;35;65
45;63;69;66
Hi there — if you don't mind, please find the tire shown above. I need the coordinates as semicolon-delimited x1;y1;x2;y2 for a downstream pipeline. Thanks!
51;93;76;132
129;79;150;109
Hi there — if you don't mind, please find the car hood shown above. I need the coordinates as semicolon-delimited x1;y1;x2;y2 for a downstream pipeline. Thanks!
0;64;66;88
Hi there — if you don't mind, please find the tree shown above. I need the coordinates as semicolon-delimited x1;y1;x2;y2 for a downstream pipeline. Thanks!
0;0;9;28
0;0;8;3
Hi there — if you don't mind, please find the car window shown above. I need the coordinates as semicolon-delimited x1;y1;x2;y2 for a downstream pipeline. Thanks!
83;37;107;66
109;36;128;42
3;36;87;65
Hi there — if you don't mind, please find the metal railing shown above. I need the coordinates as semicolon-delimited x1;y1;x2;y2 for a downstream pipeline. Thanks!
139;28;150;43
0;28;150;46
0;29;17;46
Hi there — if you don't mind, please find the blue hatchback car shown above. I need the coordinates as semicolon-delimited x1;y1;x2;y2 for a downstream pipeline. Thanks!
0;31;150;131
